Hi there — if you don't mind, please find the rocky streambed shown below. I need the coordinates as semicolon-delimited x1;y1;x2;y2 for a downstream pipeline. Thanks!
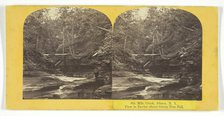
112;71;200;100
23;71;111;99
23;71;201;100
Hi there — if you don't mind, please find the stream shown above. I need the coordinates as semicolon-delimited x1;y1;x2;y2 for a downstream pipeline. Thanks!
24;71;189;100
23;72;104;99
112;72;179;99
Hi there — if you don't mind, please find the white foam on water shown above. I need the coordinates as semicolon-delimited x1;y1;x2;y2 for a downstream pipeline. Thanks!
51;75;87;82
136;75;175;83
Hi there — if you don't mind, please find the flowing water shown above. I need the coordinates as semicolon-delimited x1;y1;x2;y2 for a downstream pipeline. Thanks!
24;71;180;99
23;72;103;99
112;73;179;99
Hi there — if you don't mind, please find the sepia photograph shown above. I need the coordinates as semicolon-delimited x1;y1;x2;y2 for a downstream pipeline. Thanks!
23;7;112;99
23;7;202;100
112;7;202;100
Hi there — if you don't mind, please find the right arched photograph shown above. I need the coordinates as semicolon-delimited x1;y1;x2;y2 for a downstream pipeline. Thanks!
112;7;202;100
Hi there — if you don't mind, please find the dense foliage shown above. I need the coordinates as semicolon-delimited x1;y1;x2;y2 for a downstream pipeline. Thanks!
23;7;202;100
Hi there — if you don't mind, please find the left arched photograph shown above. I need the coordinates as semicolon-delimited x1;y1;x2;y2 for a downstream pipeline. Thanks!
23;7;112;99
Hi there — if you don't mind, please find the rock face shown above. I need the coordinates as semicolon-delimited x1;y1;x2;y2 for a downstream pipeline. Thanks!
24;49;54;71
